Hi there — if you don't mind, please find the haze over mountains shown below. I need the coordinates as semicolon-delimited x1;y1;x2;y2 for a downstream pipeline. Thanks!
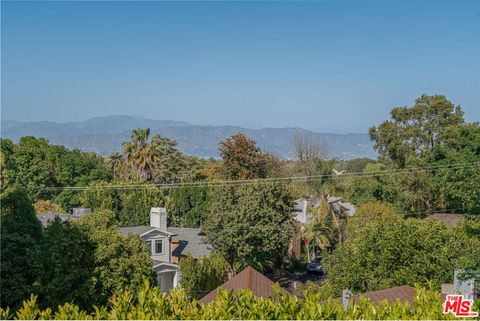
1;115;376;160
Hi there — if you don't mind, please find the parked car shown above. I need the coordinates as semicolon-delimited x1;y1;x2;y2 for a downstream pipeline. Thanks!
306;256;324;274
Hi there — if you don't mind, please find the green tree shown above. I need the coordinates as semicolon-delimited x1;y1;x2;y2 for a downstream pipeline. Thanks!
204;183;295;276
33;218;96;309
218;132;266;180
322;218;474;296
76;209;157;305
0;139;15;189
302;201;334;260
369;94;464;167
123;128;159;180
344;158;377;173
0;187;43;309
351;201;400;226
149;135;185;183
121;129;203;184
0;137;111;206
167;186;210;227
178;253;228;299
346;163;431;213
0;137;55;201
105;152;124;177
429;123;480;213
80;181;164;226
452;216;480;279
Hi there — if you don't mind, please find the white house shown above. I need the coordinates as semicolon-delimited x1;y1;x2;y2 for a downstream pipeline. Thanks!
293;195;356;225
118;208;212;293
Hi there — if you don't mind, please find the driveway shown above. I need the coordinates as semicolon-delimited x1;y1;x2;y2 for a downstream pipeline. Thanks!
266;270;326;296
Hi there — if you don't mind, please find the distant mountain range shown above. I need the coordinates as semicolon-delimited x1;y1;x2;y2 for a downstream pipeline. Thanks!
1;115;376;160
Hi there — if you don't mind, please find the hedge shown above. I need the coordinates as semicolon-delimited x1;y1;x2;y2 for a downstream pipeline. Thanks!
1;281;478;320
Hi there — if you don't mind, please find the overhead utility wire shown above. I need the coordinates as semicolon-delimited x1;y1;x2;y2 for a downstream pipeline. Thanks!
198;208;475;232
42;161;480;191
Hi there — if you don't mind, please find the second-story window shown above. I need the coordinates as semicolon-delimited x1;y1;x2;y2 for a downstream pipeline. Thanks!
155;239;164;254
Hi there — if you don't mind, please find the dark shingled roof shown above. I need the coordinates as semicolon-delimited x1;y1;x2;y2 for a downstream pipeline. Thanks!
168;227;212;258
117;225;155;236
199;267;284;304
37;212;88;227
117;226;212;258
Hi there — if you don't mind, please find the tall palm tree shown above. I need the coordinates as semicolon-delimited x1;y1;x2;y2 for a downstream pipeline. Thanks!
122;128;159;181
321;192;344;244
302;203;333;260
106;152;124;176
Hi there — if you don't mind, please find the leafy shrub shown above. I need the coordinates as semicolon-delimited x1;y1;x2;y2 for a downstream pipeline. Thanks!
1;280;474;320
33;200;64;214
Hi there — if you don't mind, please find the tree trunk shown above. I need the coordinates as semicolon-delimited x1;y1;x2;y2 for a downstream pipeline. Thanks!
331;208;342;244
227;263;235;279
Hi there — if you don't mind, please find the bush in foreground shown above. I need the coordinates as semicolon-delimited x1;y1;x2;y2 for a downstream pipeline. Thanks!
2;281;475;320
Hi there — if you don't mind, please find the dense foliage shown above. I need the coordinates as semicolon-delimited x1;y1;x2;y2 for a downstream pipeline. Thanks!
205;183;295;275
320;214;480;296
0;190;156;310
121;128;205;183
80;182;165;226
218;132;268;179
369;94;464;167
166;186;210;228
0;187;43;310
347;95;480;214
0;137;111;206
1;94;479;317
1;281;472;320
33;218;95;309
76;210;157;305
178;253;228;299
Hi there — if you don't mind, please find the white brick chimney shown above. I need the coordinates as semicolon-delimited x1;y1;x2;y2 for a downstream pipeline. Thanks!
150;207;167;230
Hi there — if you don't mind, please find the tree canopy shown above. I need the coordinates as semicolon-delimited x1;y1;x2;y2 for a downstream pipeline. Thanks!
321;216;479;296
369;94;465;167
204;183;295;275
0;187;43;309
218;132;267;180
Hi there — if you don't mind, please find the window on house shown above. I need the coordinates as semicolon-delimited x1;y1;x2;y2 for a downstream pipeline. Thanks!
146;240;152;255
155;239;164;254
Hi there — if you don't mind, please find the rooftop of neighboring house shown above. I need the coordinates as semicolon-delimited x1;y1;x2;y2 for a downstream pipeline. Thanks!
293;195;356;224
169;227;212;259
342;285;417;306
423;213;468;228
118;225;212;258
37;209;91;227
335;285;447;307
199;267;287;304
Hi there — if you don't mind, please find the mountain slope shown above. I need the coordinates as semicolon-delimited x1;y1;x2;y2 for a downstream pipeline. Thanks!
1;116;376;159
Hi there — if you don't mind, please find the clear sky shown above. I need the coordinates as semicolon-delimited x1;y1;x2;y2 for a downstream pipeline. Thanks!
2;0;479;133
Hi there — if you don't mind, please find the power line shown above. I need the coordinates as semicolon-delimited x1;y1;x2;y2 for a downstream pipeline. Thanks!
41;161;480;191
178;208;476;233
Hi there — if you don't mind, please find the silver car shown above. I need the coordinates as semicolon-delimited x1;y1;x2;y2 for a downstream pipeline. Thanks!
306;256;324;274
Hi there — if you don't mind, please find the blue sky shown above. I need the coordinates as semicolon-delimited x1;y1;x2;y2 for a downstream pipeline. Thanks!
2;1;479;133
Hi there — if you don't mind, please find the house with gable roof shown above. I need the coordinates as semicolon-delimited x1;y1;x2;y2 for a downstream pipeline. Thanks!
118;207;212;293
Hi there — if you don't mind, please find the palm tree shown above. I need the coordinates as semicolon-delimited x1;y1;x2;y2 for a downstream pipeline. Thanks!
106;152;124;176
122;128;159;180
302;203;333;261
320;192;344;244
